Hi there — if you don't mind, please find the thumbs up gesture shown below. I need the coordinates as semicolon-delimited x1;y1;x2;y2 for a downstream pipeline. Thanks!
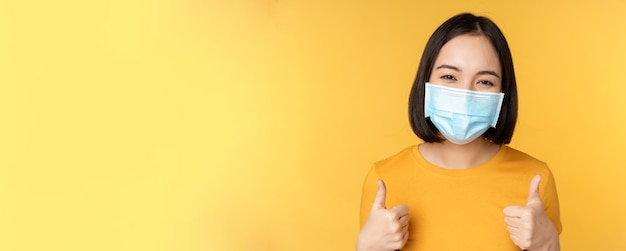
504;175;560;250
357;180;410;251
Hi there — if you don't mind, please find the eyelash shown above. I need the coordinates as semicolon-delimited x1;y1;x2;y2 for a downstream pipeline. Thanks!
440;75;494;86
440;75;456;80
478;80;495;86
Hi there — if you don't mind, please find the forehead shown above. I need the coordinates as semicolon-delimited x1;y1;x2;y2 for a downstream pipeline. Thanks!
434;34;501;73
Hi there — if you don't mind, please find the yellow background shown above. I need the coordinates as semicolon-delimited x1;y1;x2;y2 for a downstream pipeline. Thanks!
2;0;625;250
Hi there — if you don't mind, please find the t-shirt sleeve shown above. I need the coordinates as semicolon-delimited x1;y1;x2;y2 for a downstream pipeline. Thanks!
541;167;563;234
359;165;379;228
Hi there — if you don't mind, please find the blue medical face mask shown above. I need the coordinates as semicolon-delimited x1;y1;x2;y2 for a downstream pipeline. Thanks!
424;82;504;145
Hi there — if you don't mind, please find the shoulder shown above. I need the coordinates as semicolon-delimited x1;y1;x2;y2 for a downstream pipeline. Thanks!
501;146;547;165
372;145;418;176
498;145;552;175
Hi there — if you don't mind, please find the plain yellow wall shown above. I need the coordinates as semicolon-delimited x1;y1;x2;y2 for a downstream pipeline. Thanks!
2;0;626;250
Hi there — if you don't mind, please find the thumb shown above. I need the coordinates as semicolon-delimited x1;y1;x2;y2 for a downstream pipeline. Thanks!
371;179;387;210
526;174;543;206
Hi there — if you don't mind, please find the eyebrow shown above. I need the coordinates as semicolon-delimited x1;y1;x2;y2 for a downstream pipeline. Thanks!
477;70;501;79
435;64;501;79
435;64;460;72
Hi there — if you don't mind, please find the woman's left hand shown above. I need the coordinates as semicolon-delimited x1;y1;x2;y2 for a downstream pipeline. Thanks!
503;175;560;251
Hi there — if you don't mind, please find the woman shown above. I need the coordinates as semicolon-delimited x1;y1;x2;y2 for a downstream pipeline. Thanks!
356;13;562;251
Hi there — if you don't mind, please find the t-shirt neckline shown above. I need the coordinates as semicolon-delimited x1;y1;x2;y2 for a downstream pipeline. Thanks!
410;144;509;178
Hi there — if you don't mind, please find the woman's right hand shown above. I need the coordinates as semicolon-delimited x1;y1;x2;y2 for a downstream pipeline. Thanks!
356;180;410;251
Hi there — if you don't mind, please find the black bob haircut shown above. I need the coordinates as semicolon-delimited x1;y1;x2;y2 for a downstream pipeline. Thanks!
408;13;518;145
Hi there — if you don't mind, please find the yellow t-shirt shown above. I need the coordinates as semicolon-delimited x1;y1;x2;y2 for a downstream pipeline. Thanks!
359;145;562;251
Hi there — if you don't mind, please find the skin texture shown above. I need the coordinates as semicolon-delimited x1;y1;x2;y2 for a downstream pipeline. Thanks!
429;34;502;94
504;175;560;250
356;34;560;251
357;180;409;251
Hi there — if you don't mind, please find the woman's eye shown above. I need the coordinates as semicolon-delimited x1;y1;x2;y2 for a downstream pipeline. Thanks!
440;75;456;80
478;80;494;86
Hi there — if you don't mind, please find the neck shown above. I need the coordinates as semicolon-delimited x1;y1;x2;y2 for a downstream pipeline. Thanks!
419;137;501;170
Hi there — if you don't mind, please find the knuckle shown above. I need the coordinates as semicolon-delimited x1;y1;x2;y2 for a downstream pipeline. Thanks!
389;223;400;233
522;209;535;218
393;232;403;242
390;235;404;249
384;211;396;221
520;234;532;248
391;243;401;250
520;242;531;250
389;211;399;219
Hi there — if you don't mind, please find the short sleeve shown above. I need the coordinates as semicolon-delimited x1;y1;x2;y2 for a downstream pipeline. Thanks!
359;165;380;228
541;168;562;234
